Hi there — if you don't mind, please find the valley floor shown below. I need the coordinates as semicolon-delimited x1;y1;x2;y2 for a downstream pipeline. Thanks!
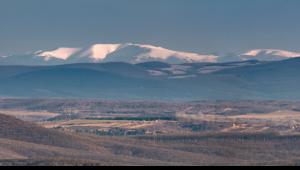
1;99;300;166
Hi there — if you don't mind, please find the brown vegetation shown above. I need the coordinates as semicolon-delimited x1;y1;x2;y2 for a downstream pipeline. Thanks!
2;99;300;165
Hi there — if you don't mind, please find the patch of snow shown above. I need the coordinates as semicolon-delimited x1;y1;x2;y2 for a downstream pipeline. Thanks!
148;70;168;76
169;75;197;79
37;48;81;60
137;44;218;63
243;49;300;58
82;44;122;61
162;65;191;75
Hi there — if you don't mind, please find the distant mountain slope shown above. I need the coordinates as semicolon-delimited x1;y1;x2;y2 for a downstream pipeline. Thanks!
0;58;299;100
214;57;300;99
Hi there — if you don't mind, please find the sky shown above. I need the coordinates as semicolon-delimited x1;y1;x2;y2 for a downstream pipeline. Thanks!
1;0;300;56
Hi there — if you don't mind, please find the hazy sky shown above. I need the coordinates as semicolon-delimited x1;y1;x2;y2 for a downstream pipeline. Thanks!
1;0;300;56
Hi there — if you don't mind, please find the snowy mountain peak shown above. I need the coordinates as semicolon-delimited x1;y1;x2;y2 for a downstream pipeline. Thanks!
242;49;300;61
17;43;219;65
84;44;122;61
36;47;81;61
135;44;218;63
3;43;300;66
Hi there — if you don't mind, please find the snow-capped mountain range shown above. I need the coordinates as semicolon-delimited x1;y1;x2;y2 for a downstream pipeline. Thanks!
241;49;300;61
1;43;300;65
0;43;217;65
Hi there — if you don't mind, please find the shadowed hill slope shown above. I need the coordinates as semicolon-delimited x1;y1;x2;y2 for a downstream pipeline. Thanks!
0;113;90;149
0;59;299;100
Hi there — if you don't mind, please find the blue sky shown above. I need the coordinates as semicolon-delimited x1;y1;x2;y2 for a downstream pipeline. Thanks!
1;0;300;56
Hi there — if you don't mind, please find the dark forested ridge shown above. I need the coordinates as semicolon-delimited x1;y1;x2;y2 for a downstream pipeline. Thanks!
0;58;299;101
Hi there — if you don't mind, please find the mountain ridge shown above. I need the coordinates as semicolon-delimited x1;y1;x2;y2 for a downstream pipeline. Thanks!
0;43;218;65
241;49;300;61
3;43;300;65
0;58;299;100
